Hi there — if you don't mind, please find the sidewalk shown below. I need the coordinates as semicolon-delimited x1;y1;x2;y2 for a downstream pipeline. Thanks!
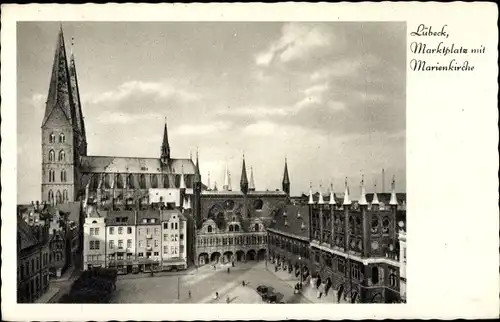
35;286;60;303
266;265;348;304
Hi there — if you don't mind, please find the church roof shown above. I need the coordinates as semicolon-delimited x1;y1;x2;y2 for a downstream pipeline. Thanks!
80;156;196;174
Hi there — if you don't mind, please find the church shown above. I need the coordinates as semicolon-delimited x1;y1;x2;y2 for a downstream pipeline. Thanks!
41;26;199;210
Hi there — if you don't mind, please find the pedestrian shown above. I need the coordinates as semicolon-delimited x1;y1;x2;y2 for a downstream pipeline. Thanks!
226;296;230;304
188;290;191;299
215;292;219;300
227;267;230;274
242;280;245;287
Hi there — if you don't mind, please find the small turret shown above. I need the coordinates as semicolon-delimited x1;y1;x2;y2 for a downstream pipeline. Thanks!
249;166;256;191
318;184;325;204
389;176;398;206
329;183;336;205
308;183;315;205
359;175;368;206
372;182;380;205
343;178;351;206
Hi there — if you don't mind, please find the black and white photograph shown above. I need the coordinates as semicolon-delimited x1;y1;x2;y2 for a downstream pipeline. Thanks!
2;3;498;321
15;20;406;305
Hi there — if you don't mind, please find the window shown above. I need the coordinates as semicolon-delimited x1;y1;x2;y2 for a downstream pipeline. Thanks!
163;223;168;229
127;239;132;248
163;246;168;254
95;228;100;235
59;133;65;143
389;268;398;287
235;225;240;232
49;133;56;143
154;228;159;235
154;251;159;256
95;241;100;249
154;239;159;247
171;222;174;229
152;175;158;188
49;150;55;162
338;259;345;274
56;190;62;204
138;252;144;258
255;223;259;231
109;240;114;249
117;253;124;260
118;227;123;234
127;227;132;234
89;240;95;249
139;240;144;248
63;190;68;202
109;227;115;235
351;263;360;280
164;234;168;242
127;253;133;260
60;170;66;182
127;174;134;189
48;190;54;203
146;228;151;235
58;150;65;161
140;174;146;189
175;223;178;230
171;234;175;242
147;240;152;247
116;174;124;189
229;225;234;232
207;225;212;233
90;228;95;236
180;234;184;241
118;240;123;249
48;169;54;182
371;267;379;284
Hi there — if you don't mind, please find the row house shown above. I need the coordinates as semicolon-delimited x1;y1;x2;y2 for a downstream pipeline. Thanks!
17;219;50;303
82;203;188;274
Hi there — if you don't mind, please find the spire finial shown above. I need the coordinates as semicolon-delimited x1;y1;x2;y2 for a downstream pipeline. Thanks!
190;150;192;160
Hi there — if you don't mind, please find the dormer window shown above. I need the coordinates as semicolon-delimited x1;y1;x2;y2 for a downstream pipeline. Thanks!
297;212;301;218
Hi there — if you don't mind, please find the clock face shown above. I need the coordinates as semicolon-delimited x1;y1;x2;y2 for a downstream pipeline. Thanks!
371;241;379;250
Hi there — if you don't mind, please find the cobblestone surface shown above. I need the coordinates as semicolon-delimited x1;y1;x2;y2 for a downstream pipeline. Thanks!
110;261;311;304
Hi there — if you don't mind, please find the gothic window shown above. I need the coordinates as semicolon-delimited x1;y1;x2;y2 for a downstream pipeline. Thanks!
229;225;233;232
389;268;398;287
371;216;380;233
104;174;111;189
253;199;264;210
139;174;146;189
59;133;65;143
48;170;55;182
207;225;212;233
254;223;259;231
56;190;62;204
163;175;169;188
91;174;99;190
382;217;390;234
127;174;134;189
49;133;56;143
116;174;124;189
58;150;65;162
234;225;240;232
48;190;54;203
63;190;68;202
348;216;355;234
49;150;55;162
151;175;158;188
371;266;379;284
60;170;67;182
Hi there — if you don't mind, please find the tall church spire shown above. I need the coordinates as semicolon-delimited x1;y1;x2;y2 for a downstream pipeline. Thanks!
194;148;201;182
68;36;87;155
42;26;75;127
282;157;290;195
161;118;170;162
240;154;248;194
249;166;256;191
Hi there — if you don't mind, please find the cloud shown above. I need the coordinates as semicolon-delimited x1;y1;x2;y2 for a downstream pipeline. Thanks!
97;111;162;124
218;106;289;117
173;121;232;135
255;23;331;66
88;80;201;105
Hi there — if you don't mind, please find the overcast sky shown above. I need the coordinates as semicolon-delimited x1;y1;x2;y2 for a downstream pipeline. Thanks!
17;22;406;203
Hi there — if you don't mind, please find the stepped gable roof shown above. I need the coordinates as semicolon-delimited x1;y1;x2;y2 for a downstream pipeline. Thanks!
80;156;196;174
106;210;136;226
268;205;309;240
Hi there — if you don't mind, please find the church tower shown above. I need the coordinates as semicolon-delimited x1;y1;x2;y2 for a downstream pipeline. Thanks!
240;154;249;194
160;118;171;163
282;158;290;195
41;26;83;205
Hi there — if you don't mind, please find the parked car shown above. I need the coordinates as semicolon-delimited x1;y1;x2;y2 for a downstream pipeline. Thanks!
256;285;268;295
267;293;278;303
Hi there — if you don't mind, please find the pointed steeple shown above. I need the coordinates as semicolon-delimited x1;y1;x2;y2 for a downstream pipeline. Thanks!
194;148;201;183
329;183;336;205
240;154;249;194
223;163;231;191
308;183;315;204
318;184;325;204
282;157;290;195
161;118;170;162
249;166;256;191
42;26;75;128
389;176;398;205
372;182;380;205
68;37;87;151
213;181;218;191
179;164;186;189
207;171;211;191
359;175;368;206
343;177;351;206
